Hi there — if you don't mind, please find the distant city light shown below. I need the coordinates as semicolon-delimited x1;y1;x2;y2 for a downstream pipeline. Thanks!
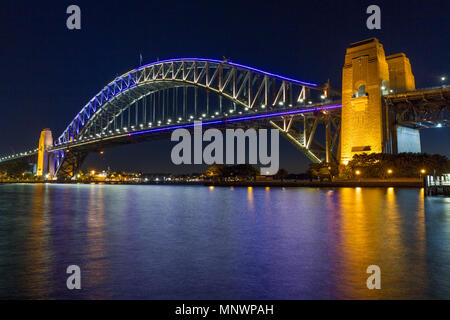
355;170;361;175
387;169;393;174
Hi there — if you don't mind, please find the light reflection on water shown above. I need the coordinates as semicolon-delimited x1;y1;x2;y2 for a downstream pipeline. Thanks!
0;184;449;299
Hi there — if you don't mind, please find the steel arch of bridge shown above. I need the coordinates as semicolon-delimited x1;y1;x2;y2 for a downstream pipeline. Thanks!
57;58;329;145
49;58;341;179
0;58;342;178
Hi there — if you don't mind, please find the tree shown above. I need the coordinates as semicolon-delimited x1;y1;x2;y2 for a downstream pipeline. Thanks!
345;153;450;178
205;164;226;179
224;164;259;180
0;160;34;179
274;168;288;181
308;162;338;181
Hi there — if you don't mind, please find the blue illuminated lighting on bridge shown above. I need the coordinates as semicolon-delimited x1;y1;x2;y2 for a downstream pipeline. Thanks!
226;104;341;122
136;58;318;87
129;104;342;137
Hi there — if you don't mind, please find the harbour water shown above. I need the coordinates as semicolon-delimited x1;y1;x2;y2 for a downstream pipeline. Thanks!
0;183;449;299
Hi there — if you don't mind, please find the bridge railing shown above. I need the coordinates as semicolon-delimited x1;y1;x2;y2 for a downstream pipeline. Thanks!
0;149;38;163
426;175;450;186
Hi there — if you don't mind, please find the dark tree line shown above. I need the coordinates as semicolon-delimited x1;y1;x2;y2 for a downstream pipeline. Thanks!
343;153;450;178
205;164;288;180
206;164;259;180
306;153;449;180
0;161;34;179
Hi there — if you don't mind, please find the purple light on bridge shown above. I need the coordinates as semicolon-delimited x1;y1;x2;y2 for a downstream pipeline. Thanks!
128;104;342;137
135;58;318;87
226;104;342;122
61;58;322;144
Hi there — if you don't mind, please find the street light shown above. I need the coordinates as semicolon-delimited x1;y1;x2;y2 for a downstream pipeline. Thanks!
420;168;426;179
355;170;361;182
387;169;393;174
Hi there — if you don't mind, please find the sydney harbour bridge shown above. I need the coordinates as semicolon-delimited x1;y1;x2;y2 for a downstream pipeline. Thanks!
1;38;449;180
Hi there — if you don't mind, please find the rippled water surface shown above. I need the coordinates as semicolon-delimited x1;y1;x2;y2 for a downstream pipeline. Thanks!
0;183;449;299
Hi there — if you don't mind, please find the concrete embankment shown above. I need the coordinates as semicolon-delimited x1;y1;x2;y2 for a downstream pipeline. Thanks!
1;179;423;188
204;179;423;188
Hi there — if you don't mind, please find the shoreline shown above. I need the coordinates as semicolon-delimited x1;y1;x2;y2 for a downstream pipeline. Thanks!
0;179;423;188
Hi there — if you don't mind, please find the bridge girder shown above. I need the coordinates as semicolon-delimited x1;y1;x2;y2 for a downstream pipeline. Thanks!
53;150;87;181
270;110;341;163
384;87;450;129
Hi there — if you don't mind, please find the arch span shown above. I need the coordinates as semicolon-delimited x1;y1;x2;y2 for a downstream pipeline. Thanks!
51;58;340;179
57;58;327;145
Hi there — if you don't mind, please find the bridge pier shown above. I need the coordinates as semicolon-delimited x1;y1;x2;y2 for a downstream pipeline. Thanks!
340;38;418;165
36;128;54;179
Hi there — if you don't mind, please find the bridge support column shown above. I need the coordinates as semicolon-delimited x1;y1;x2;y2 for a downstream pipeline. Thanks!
325;116;331;163
340;38;389;164
395;125;421;153
36;128;54;179
385;53;419;154
340;38;417;164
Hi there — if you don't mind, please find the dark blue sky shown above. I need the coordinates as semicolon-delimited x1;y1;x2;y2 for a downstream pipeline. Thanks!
1;0;449;173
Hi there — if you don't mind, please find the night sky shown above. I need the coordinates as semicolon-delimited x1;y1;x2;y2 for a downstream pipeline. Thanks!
1;0;449;174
